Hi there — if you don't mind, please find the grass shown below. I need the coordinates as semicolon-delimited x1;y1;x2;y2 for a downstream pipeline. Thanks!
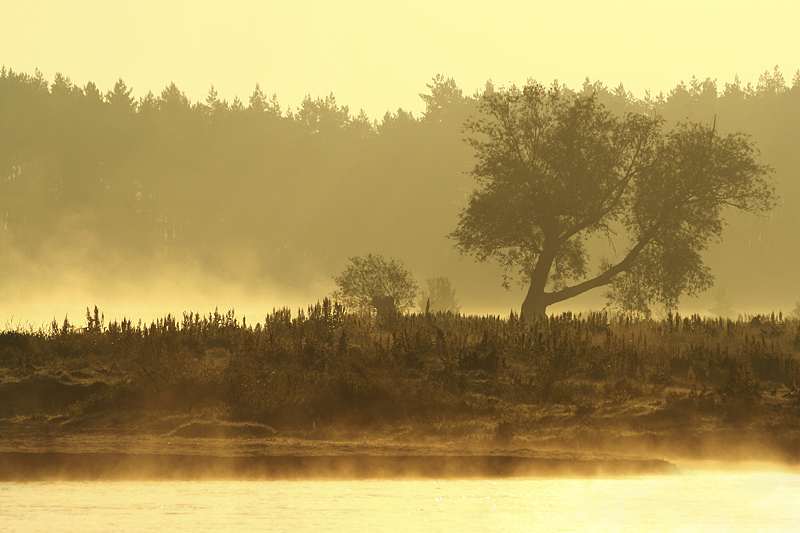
2;301;799;461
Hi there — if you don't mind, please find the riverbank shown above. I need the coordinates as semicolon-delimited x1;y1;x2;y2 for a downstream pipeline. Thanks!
0;448;677;481
0;398;797;482
0;412;679;480
2;310;799;476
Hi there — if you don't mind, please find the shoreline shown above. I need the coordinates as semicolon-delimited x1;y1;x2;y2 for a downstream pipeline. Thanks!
1;413;798;481
0;450;677;481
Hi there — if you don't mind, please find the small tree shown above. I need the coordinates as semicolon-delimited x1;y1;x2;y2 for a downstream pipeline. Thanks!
332;253;418;315
419;277;460;313
708;287;737;318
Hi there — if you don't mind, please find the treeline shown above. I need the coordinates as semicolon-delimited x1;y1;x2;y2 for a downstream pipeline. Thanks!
0;70;474;288
1;304;799;426
1;67;800;309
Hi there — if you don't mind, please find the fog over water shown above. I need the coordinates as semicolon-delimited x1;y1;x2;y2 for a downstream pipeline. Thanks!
3;468;800;532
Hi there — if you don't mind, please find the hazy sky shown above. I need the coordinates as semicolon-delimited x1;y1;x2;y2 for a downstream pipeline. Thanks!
3;1;798;119
2;0;799;325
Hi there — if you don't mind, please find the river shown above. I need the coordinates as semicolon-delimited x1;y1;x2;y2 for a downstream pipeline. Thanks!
2;466;798;531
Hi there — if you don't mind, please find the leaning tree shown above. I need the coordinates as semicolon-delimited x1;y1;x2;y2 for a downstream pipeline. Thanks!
450;82;775;317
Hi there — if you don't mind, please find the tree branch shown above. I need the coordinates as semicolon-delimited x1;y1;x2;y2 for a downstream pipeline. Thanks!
557;125;651;244
544;220;663;305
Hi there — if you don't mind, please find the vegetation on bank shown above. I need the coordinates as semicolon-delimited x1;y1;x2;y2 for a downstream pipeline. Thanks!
2;303;799;444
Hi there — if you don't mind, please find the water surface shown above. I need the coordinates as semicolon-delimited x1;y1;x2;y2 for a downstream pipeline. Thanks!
2;468;798;531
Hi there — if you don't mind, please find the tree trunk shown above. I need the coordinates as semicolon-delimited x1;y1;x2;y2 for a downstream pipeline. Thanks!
521;242;558;319
521;285;549;319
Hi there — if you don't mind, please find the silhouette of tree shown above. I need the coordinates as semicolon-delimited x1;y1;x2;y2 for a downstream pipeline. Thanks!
204;85;227;115
267;93;282;117
419;277;460;313
332;254;418;315
708;287;737;318
83;81;103;104
230;96;244;112
348;109;376;138
297;93;350;133
137;90;158;113
158;82;190;112
248;83;268;113
106;78;135;110
378;108;416;133
757;66;787;96
50;72;77;98
419;74;473;123
451;81;775;317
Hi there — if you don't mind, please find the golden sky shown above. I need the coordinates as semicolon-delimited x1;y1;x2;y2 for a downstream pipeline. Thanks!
3;0;798;118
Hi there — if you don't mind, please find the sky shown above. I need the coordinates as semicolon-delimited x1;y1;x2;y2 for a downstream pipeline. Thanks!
3;0;799;120
2;0;799;326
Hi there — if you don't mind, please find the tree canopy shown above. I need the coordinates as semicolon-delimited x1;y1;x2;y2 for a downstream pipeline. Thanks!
450;82;775;317
332;254;419;315
418;277;460;313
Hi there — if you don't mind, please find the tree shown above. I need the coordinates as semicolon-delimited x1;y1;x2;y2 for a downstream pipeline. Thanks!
297;93;350;133
205;85;227;115
83;81;103;104
266;93;282;117
418;277;460;313
248;83;267;113
106;77;135;110
708;287;737;318
332;253;418;315
230;96;244;112
419;74;473;123
50;72;76;98
159;82;190;111
348;109;376;138
450;81;775;317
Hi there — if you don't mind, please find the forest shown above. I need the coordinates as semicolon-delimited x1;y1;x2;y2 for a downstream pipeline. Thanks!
2;67;800;317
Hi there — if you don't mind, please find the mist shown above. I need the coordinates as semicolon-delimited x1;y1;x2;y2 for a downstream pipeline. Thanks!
2;68;800;327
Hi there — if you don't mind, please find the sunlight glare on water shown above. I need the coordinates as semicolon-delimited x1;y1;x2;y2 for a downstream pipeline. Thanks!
2;468;799;532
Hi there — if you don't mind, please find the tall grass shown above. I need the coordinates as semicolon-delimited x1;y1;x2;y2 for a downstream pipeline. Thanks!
2;302;799;428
